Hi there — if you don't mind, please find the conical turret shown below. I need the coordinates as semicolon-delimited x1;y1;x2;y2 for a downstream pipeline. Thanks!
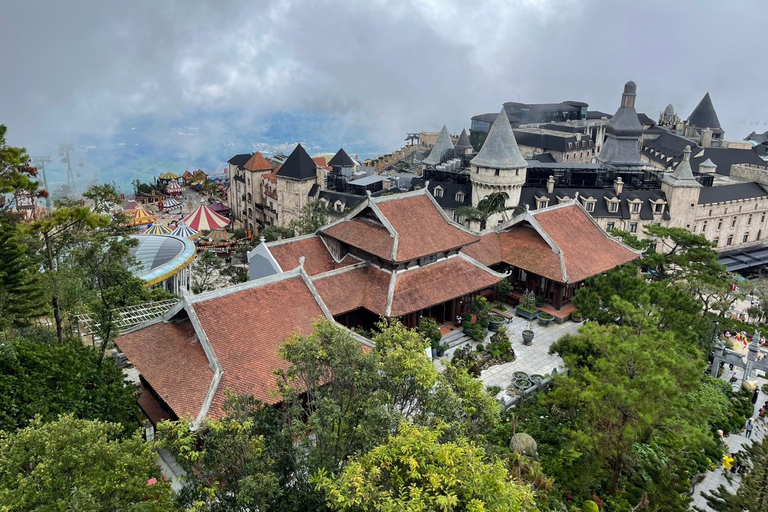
687;93;721;130
662;146;701;188
455;128;472;153
470;108;527;170
423;125;455;166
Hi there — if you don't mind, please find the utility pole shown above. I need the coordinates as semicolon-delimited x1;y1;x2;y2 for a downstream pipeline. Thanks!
58;144;76;194
32;156;52;209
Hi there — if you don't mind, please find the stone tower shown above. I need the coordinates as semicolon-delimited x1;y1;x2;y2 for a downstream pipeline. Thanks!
597;81;645;168
469;108;528;228
660;145;702;229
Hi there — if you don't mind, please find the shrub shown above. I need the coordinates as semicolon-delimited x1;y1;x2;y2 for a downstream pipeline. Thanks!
480;318;490;329
419;318;442;348
476;343;485;352
489;314;505;323
582;500;599;512
471;297;492;323
486;385;502;396
487;327;512;359
493;279;513;300
469;323;486;342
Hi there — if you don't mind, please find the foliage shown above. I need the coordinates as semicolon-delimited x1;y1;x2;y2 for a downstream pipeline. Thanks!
261;225;295;242
487;326;513;359
312;422;534;512
701;437;768;512
191;250;223;293
456;191;523;230
0;337;139;434
471;296;492;322
0;125;43;207
158;413;281;512
418;317;442;349
0;415;175;511
289;200;330;236
0;222;46;328
468;322;486;342
493;279;513;300
221;265;249;285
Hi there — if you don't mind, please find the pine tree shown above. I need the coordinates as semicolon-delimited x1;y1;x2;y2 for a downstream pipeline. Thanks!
0;222;46;328
701;437;768;512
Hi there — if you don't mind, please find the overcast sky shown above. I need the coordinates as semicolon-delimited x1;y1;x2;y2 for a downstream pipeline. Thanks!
1;0;766;187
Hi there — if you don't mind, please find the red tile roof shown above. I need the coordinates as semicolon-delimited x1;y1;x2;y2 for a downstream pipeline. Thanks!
269;236;360;276
462;204;638;283
390;257;501;316
320;193;478;263
116;321;212;420
532;204;638;282
312;265;390;316
193;275;326;416
321;218;394;261
244;152;273;172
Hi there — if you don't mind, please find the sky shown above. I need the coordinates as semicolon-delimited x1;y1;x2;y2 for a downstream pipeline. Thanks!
1;0;767;191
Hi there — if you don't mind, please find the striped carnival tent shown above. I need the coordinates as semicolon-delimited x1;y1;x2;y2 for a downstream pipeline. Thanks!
143;224;173;235
205;228;232;242
166;181;183;195
127;205;156;227
162;197;181;210
183;204;230;231
159;172;180;180
170;221;202;240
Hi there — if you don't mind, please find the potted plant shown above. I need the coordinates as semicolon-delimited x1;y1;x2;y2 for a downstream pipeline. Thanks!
522;321;534;345
515;290;539;320
462;320;471;334
488;314;505;332
570;310;583;322
537;312;554;327
535;295;543;307
436;343;447;357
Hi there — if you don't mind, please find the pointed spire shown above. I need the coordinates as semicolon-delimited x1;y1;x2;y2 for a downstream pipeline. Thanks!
455;128;471;151
687;92;721;130
663;146;702;188
423;125;455;165
328;148;355;168
470;108;527;169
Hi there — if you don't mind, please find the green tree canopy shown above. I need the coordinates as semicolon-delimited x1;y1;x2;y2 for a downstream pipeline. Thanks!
289;200;330;235
456;191;522;230
0;222;46;328
0;415;175;511
312;422;534;512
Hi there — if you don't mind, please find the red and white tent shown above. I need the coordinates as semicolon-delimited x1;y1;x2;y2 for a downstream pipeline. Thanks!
183;204;230;231
165;181;183;195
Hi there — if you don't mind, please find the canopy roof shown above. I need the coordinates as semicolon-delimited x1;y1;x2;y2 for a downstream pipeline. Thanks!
170;221;202;240
127;205;156;227
128;234;196;286
143;224;173;235
166;181;183;193
162;197;181;209
159;172;180;180
184;204;230;231
205;228;232;242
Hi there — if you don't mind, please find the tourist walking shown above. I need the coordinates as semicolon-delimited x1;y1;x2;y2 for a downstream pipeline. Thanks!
745;418;754;438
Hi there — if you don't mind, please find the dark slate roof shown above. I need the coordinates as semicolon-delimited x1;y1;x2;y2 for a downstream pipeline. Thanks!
328;148;355;168
275;144;318;181
455;129;472;151
687;92;722;130
698;182;768;205
513;130;591;152
410;178;471;210
690;147;768;175
228;153;252;168
637;113;655;126
528;153;557;163
746;131;768;144
519;187;670;221
586;110;612;120
643;131;695;160
308;183;320;198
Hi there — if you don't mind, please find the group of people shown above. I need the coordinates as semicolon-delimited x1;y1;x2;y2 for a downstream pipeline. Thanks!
721;417;757;476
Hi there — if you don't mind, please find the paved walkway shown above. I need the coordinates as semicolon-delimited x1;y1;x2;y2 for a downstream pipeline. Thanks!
690;370;767;511
434;316;582;400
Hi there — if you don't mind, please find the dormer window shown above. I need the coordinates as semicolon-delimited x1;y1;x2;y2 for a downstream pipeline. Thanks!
537;197;549;209
606;197;620;213
433;186;444;198
582;198;595;212
557;195;570;204
455;192;465;203
631;202;640;213
653;201;666;215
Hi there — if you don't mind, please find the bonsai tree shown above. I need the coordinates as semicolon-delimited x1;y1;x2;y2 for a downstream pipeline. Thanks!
493;279;513;301
471;296;492;324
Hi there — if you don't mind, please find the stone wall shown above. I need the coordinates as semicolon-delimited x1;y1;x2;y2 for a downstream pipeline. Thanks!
730;163;768;185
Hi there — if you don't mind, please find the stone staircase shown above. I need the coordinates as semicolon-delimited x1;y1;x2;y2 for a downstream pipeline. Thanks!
441;329;473;349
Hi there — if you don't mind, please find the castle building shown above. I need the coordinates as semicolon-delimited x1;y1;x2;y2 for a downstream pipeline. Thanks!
596;81;646;169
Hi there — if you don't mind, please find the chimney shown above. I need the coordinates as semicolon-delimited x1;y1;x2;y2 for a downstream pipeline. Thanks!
700;128;713;148
382;178;391;190
614;176;624;195
546;175;555;194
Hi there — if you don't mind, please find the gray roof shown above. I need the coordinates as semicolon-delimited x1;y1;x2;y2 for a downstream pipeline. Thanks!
687;92;722;130
470;108;528;169
410;178;471;210
698;182;768;205
328;148;355;168
519;187;669;221
699;158;717;172
664;104;675;116
662;146;701;188
423;125;455;165
455;129;472;150
348;175;386;186
597;83;644;166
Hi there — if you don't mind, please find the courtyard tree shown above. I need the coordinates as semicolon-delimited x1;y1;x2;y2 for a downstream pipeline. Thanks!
312;422;534;512
289;200;330;235
0;415;175;511
456;191;522;230
260;225;295;242
191;250;224;293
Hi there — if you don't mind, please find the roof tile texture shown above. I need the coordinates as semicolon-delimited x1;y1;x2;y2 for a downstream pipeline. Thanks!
116;321;212;420
269;236;360;276
313;265;390;316
244;152;273;172
321;217;394;261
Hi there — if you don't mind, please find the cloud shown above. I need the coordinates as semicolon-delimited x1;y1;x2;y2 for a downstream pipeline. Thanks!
1;0;766;188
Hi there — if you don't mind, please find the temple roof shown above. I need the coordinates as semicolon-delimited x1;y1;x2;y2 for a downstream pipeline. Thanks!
471;108;528;170
462;202;639;283
275;144;318;181
687;92;721;130
423;125;455;166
